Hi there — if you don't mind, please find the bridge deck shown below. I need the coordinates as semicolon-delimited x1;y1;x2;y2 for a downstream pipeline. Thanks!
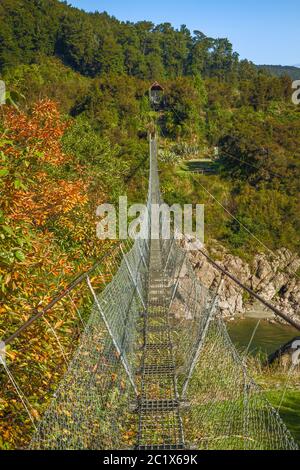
137;239;185;450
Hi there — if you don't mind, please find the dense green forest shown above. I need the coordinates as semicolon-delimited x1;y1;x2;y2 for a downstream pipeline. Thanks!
0;0;241;78
0;0;300;449
257;65;300;80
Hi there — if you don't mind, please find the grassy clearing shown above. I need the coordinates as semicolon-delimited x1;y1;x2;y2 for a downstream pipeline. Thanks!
265;390;300;445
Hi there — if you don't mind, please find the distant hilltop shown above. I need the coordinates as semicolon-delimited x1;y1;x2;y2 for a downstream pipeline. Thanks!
257;64;300;80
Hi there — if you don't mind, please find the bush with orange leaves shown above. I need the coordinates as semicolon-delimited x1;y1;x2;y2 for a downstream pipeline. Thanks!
4;100;68;165
0;98;112;305
0;100;113;449
2;100;88;224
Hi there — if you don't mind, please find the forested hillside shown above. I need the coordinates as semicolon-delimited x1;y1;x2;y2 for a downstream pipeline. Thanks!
0;0;300;449
257;65;300;80
0;0;240;78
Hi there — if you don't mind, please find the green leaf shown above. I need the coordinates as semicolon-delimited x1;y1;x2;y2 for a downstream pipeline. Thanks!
35;151;44;159
14;250;25;262
0;168;9;177
0;140;13;148
0;151;7;163
14;179;27;190
2;226;14;236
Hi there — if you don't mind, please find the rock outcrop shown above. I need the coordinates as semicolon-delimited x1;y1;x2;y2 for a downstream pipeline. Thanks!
180;235;300;324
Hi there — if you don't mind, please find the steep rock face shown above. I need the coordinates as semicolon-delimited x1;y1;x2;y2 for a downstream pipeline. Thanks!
180;236;300;323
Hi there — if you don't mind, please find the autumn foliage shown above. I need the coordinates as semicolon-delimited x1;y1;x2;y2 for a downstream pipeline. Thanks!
0;101;109;448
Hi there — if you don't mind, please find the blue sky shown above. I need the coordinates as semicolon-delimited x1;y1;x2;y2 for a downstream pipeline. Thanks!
67;0;299;66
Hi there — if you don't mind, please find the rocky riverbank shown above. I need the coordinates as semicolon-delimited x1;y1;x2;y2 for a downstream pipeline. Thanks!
181;236;300;324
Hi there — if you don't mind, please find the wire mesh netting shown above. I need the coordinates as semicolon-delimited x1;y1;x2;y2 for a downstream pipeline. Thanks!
137;135;298;450
29;239;148;450
162;238;216;388
1;135;298;450
182;318;298;450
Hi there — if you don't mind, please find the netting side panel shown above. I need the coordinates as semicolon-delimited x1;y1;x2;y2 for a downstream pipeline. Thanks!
183;319;298;450
29;241;147;450
161;238;214;390
29;307;136;449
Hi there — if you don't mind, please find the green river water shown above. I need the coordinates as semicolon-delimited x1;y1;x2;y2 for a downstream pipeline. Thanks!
228;318;300;445
227;318;299;357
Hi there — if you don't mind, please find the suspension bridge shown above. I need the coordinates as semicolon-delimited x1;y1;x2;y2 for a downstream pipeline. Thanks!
0;135;299;450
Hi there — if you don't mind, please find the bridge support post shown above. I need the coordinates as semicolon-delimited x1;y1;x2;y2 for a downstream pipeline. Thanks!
121;246;146;310
137;240;147;269
181;276;224;399
163;235;175;273
0;341;6;367
86;276;138;396
169;252;187;310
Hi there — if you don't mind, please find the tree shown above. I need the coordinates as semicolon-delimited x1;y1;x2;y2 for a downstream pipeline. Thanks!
162;76;207;141
218;107;300;191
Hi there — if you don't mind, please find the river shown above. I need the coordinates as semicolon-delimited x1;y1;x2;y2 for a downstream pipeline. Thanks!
227;318;299;357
